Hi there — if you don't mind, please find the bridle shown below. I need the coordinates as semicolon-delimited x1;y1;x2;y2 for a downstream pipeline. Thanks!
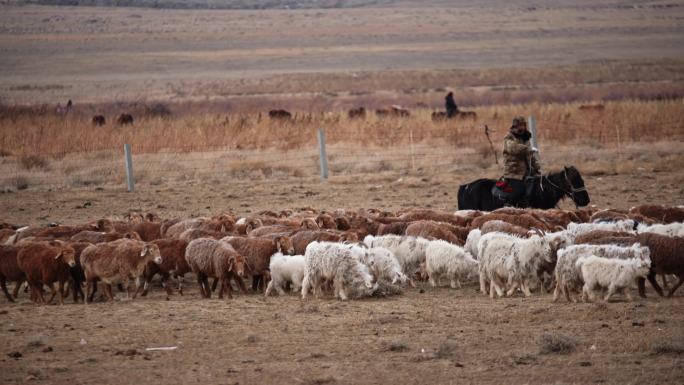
543;169;587;203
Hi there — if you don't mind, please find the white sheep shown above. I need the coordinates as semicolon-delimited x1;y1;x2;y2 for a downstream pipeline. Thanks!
464;229;481;260
264;252;305;296
636;222;684;237
553;243;650;302
566;220;635;239
577;255;651;302
363;234;429;285
477;232;552;298
366;247;408;284
425;240;478;288
301;241;376;300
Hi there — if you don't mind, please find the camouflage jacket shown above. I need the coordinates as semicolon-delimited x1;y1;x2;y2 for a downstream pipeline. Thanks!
502;132;541;179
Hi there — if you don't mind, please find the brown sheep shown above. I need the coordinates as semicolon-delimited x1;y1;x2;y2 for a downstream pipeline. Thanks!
377;221;412;236
116;113;134;125
248;218;319;238
130;221;162;241
348;107;366;119
160;218;182;237
66;241;91;303
0;245;25;302
178;228;226;242
573;230;636;244
185;238;247;298
81;239;162;303
629;204;684;224
316;213;337;230
14;224;96;242
70;230;141;244
92;218;130;233
398;209;471;228
221;235;295;292
290;230;358;255
16;241;76;305
480;220;534;238
634;233;684;297
166;215;235;238
470;213;551;232
0;228;16;244
235;218;263;235
141;239;190;297
404;221;464;245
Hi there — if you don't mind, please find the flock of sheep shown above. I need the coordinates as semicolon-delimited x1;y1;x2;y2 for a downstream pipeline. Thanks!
0;204;682;305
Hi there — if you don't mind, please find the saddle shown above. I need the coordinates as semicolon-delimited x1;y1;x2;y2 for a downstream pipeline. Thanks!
491;179;514;203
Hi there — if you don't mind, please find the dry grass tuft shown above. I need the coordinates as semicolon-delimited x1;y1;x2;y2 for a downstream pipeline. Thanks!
382;340;410;352
651;341;684;355
537;332;579;355
19;155;49;171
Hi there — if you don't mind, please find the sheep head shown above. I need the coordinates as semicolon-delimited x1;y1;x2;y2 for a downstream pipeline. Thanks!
141;243;163;265
274;236;295;255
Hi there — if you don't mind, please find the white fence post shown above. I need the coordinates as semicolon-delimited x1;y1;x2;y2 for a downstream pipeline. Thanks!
528;115;539;157
317;128;329;180
124;143;134;192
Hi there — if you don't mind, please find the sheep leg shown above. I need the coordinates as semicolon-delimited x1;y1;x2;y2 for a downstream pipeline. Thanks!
104;284;115;302
57;280;66;305
645;272;665;297
603;285;616;302
234;275;249;294
624;287;634;302
161;273;172;296
301;275;311;300
666;276;683;298
479;271;488;294
176;274;184;296
552;281;561;302
46;283;58;305
211;278;219;293
32;283;46;304
489;280;497;299
522;280;533;297
661;274;669;289
0;277;14;303
429;275;437;287
131;276;143;300
581;284;591;303
11;279;24;299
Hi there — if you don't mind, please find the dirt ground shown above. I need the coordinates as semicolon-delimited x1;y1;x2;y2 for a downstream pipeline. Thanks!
1;167;683;385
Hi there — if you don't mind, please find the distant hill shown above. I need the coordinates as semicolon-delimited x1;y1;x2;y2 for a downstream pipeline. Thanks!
9;0;405;9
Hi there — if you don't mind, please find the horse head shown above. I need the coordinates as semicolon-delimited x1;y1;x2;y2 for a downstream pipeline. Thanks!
564;166;590;207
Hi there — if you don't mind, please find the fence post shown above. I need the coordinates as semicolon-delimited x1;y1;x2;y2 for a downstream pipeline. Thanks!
528;115;539;157
317;128;329;180
124;143;135;192
409;130;416;170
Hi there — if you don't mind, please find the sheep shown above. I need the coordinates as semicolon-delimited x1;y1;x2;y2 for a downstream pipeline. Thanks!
0;228;16;244
141;239;191;297
16;241;76;305
404;221;464;245
477;232;552;298
65;241;91;303
577;256;650;302
470;213;552;232
629;204;684;223
398;209;471;227
221;235;295;292
81;239;162;303
632;233;684;297
301;241;376;300
637;222;684;238
464;229;481;259
363;234;430;286
565;220;636;239
129;221;162;241
316;213;337;229
480;220;535;238
70;230;141;243
366;247;408;284
376;221;411;236
425;240;478;288
178;228;226;242
290;230;358;255
573;230;636;245
235;218;263;235
248;218;319;238
0;245;24;302
185;238;247;299
264;252;305;296
165;215;235;238
553;243;650;302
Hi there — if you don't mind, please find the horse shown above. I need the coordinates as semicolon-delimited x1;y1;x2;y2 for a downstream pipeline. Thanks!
457;166;590;211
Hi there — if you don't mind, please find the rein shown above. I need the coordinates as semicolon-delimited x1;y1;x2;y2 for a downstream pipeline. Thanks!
543;169;586;203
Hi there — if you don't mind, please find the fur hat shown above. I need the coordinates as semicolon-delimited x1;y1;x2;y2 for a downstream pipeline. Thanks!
511;116;526;127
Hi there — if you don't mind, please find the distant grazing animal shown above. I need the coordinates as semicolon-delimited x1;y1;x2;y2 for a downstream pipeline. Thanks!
269;109;292;120
117;113;134;125
431;111;448;121
578;104;605;111
92;115;106;126
348;107;367;119
376;105;410;117
456;110;477;119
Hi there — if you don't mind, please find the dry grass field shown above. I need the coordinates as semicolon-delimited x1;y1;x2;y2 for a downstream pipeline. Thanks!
1;1;684;384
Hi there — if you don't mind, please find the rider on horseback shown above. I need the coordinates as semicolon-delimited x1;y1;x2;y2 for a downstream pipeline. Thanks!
502;116;541;207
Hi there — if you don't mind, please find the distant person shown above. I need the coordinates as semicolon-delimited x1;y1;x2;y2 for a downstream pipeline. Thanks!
445;92;458;118
502;116;541;207
65;99;73;114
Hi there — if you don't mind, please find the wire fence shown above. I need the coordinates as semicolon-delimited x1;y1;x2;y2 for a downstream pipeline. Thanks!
1;116;683;191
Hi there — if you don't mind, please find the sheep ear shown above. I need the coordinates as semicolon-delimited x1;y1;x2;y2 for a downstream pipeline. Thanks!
275;238;283;253
220;224;226;232
140;245;148;257
54;251;63;260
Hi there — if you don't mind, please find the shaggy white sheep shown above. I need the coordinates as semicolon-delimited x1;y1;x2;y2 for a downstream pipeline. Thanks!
301;241;376;300
577;255;650;302
264;252;305;296
477;232;552;298
366;247;408;284
553;243;650;302
425;240;478;288
363;234;429;285
566;220;635;239
464;229;481;260
636;222;684;237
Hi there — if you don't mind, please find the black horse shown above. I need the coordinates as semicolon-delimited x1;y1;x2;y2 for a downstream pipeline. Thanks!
458;166;590;211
